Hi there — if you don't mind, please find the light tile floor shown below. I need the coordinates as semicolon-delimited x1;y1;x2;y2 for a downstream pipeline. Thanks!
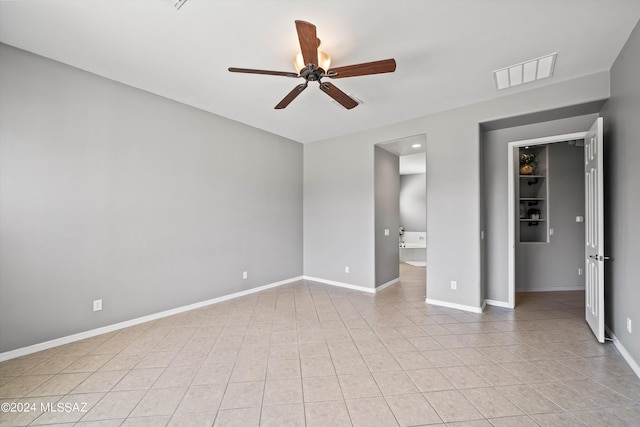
1;263;639;426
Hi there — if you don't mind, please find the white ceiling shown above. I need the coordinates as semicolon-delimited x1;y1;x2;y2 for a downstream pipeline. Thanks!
376;134;426;174
1;1;639;144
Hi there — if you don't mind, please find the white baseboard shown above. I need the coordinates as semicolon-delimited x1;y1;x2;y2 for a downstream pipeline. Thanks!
302;276;376;294
515;286;585;292
485;299;514;309
425;298;484;313
376;277;400;292
606;326;640;379
0;276;303;363
302;276;400;294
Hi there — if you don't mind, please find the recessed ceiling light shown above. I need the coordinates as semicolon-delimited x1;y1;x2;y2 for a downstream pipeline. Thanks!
493;53;557;90
412;144;422;148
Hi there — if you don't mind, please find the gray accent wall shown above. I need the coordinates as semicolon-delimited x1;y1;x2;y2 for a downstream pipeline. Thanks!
481;115;597;302
374;147;400;287
304;71;609;307
400;173;426;232
0;44;303;353
600;20;640;371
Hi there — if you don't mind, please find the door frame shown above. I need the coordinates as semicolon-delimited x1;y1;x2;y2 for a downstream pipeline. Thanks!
507;131;587;308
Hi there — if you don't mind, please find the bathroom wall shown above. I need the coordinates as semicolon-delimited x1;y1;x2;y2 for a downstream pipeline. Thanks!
400;173;426;232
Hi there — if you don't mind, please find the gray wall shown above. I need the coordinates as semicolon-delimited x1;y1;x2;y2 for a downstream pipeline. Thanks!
400;173;426;232
303;138;375;287
0;44;303;353
516;142;585;291
482;115;596;301
600;20;640;370
304;71;609;307
374;147;400;287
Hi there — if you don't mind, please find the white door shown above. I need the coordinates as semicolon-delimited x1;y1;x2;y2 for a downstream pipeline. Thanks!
585;117;605;343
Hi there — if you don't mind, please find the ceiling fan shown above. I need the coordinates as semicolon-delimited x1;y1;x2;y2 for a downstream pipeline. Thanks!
228;20;396;110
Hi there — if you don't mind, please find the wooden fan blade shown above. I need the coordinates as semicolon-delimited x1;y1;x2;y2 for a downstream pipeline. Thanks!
275;84;308;109
319;82;358;110
328;59;396;78
229;67;299;78
295;20;318;68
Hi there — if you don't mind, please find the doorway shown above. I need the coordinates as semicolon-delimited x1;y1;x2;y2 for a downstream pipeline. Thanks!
482;114;606;342
375;134;427;288
507;131;587;308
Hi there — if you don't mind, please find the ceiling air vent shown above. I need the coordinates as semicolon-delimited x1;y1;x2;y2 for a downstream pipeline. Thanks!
174;0;188;10
493;53;557;90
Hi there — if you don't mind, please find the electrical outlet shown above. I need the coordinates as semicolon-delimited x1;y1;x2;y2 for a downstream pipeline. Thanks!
384;229;389;236
345;266;350;273
628;318;632;334
450;281;457;290
578;267;583;276
549;228;554;236
242;271;248;279
93;299;102;312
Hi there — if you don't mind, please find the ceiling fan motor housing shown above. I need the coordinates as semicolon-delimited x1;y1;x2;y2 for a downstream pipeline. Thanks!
300;64;326;82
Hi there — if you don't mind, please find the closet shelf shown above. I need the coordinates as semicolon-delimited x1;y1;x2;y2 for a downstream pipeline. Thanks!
518;146;548;243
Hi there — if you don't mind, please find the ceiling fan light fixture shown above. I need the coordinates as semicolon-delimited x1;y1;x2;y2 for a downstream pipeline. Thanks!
229;20;396;110
294;49;331;73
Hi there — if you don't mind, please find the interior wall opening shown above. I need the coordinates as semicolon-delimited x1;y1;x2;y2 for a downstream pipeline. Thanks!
514;139;586;310
375;134;426;292
480;112;601;310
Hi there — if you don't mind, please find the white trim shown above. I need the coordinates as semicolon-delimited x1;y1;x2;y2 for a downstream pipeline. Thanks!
302;276;376;294
508;143;516;308
376;277;400;292
507;131;588;309
516;286;585;292
425;298;484;314
485;299;513;308
507;132;588;147
0;276;303;362
606;326;640;379
302;276;400;293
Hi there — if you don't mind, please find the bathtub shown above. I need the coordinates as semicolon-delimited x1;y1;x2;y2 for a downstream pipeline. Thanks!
399;231;426;263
